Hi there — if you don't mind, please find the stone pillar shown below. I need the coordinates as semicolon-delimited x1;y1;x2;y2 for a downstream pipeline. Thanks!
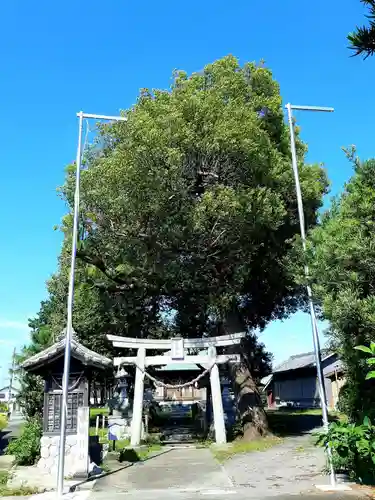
131;347;146;446
75;406;90;477
209;346;226;445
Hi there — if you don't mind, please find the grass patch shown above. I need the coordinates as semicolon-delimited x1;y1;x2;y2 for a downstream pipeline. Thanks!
0;485;40;496
266;408;345;418
89;408;109;418
0;471;40;496
89;427;130;450
212;436;283;463
89;427;108;441
277;408;322;416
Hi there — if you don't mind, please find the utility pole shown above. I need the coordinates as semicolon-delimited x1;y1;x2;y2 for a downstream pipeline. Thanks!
8;348;16;414
57;111;127;497
285;103;337;489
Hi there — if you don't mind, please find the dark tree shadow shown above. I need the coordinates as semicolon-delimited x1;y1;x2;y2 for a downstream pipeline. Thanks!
267;410;339;437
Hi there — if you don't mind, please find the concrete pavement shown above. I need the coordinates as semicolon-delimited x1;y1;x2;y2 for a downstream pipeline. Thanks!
89;445;369;500
90;489;368;500
93;447;233;493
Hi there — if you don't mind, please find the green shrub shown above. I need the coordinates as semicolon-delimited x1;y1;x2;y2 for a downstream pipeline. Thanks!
6;418;42;465
0;403;8;413
118;448;140;463
355;343;375;380
337;383;352;417
0;414;8;431
316;417;375;484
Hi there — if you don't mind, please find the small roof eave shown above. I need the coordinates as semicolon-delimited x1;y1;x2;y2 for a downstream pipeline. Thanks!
261;374;273;391
22;333;112;372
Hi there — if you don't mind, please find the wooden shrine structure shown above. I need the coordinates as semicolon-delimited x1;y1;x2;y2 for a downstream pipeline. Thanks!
108;332;246;445
22;330;112;478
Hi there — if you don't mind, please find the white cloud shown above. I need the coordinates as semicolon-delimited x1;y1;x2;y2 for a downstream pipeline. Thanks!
0;320;29;331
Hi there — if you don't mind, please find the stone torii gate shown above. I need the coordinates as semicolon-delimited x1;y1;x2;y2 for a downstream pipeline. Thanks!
107;332;246;446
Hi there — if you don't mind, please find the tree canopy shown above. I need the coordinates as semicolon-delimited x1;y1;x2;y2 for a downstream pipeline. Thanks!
348;0;375;58
63;56;328;338
21;56;329;436
306;151;375;420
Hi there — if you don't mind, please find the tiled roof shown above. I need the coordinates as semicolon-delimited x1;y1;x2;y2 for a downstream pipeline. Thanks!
22;329;112;371
274;351;334;373
261;351;337;390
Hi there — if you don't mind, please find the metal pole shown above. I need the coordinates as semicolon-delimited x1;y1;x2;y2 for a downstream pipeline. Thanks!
79;112;127;121
57;111;84;496
286;103;336;487
8;348;16;415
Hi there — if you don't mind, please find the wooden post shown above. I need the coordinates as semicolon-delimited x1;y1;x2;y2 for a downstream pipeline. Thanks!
95;415;99;436
131;347;146;446
208;346;226;445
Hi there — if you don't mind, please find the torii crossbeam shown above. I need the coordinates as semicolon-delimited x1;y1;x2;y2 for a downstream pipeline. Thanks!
107;332;246;445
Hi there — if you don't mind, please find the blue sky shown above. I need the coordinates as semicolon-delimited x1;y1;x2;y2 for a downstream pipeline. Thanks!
0;0;374;384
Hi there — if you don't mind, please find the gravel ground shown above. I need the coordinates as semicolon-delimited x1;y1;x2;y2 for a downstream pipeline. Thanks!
222;431;330;497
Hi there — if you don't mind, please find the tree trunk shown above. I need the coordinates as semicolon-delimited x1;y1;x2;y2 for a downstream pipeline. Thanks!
223;308;270;440
229;360;270;440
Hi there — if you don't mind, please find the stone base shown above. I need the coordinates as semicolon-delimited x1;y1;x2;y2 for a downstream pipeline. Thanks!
108;416;145;442
108;416;132;441
37;434;87;478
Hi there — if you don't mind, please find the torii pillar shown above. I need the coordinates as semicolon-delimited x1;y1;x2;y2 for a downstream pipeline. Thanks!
208;345;226;444
131;347;145;446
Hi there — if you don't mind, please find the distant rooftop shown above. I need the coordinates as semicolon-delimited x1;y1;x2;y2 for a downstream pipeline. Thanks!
261;351;338;389
274;350;335;373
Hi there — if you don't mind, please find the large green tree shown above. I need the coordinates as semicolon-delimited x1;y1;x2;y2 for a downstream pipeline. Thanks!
306;150;375;421
348;0;375;58
54;56;327;438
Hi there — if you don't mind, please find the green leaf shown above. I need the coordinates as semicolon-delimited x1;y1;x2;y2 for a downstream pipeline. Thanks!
365;371;375;380
363;416;371;427
354;345;373;354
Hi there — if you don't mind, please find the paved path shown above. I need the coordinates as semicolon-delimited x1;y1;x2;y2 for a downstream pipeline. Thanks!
222;432;329;497
93;447;232;494
90;433;366;500
91;492;367;500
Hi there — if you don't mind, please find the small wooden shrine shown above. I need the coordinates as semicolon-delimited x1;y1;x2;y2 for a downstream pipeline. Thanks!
153;353;206;404
22;329;112;477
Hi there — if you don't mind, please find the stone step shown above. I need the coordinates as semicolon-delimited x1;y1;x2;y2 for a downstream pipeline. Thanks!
162;426;196;432
160;423;201;443
162;434;195;443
